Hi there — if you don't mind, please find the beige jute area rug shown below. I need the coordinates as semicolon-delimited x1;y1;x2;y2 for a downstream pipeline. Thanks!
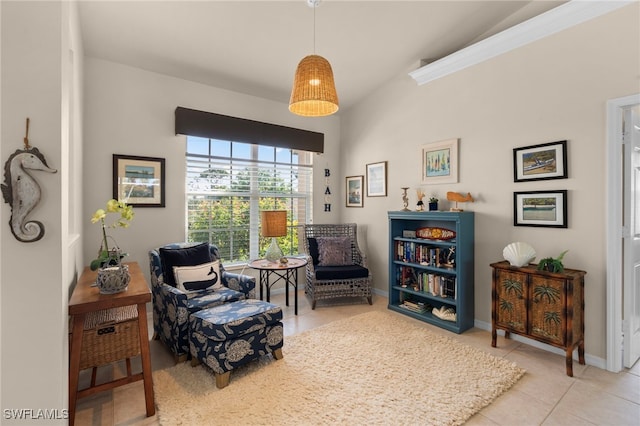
153;310;525;425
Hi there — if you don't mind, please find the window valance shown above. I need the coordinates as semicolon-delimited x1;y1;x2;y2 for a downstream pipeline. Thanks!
175;107;324;153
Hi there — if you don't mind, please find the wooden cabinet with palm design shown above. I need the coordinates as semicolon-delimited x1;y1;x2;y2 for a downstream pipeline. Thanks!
490;261;586;376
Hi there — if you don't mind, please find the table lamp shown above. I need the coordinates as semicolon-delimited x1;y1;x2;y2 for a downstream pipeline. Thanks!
261;210;287;262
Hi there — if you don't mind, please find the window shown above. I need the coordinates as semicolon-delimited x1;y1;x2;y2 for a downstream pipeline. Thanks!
186;136;313;264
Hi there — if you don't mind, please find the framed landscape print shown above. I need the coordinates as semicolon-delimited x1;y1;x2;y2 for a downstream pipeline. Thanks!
421;138;459;184
514;190;567;228
113;154;165;207
346;175;364;207
513;140;567;182
366;161;387;197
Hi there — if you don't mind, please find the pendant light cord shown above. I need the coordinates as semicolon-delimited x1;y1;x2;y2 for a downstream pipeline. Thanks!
313;2;316;54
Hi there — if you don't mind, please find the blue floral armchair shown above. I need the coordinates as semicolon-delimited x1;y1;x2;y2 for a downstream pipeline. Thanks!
149;243;256;362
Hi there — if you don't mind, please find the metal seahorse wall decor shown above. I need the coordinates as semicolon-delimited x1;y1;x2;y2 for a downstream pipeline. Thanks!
0;118;57;242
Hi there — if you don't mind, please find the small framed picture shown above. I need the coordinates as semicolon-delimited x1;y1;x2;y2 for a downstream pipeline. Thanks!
113;154;165;207
513;140;567;182
421;138;459;184
514;190;567;228
366;161;387;197
346;175;364;207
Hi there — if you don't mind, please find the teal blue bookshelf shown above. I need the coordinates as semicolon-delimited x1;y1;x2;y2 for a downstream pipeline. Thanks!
388;211;475;333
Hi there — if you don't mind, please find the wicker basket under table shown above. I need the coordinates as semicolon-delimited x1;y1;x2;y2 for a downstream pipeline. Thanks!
77;305;140;370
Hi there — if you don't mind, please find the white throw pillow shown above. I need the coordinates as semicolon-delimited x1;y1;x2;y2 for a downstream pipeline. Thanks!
173;260;223;292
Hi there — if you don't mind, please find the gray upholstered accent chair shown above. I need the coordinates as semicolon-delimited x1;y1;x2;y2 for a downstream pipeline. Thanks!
302;223;372;309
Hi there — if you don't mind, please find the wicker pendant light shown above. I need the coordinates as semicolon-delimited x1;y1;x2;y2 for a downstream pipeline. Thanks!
289;0;339;117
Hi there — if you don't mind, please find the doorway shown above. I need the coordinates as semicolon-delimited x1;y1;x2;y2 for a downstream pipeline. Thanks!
606;93;640;372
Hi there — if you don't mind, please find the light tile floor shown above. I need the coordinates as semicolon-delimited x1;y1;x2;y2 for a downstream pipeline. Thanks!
74;291;640;425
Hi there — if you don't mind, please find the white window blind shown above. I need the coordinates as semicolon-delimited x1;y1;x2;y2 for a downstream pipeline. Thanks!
186;136;313;264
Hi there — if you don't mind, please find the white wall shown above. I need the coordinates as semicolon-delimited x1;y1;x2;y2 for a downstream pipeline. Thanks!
83;58;341;284
1;1;83;421
340;4;639;361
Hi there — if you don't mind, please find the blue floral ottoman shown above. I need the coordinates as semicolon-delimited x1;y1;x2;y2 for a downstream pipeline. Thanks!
189;299;284;388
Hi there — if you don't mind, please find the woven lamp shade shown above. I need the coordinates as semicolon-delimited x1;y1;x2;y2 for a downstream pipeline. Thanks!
261;210;287;237
289;55;339;117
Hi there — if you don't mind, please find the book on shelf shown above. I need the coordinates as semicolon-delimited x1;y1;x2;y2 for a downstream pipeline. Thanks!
403;300;424;309
399;300;427;314
443;276;456;299
408;271;456;299
396;240;455;269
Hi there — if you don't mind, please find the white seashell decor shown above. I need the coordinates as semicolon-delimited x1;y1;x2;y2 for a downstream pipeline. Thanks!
502;242;536;267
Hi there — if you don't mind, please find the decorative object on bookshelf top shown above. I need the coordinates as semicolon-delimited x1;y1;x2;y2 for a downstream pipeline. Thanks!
416;188;425;211
415;227;456;240
401;187;410;211
446;191;474;212
502;241;536;267
428;196;438;211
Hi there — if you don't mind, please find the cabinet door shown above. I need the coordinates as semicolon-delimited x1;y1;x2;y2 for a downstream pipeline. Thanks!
528;275;567;346
494;269;527;334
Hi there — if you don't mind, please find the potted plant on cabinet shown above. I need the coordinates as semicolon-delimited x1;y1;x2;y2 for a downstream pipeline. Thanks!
90;199;135;294
537;250;568;273
428;197;439;211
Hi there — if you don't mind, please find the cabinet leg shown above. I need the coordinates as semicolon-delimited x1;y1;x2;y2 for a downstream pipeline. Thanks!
565;349;574;377
578;340;585;365
491;328;497;347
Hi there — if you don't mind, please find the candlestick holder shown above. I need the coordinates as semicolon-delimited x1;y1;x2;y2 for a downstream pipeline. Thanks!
401;187;410;211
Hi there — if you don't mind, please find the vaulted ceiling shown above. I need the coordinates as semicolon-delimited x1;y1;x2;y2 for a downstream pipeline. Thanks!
78;1;565;113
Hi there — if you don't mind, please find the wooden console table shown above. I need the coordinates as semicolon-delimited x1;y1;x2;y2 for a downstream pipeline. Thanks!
68;262;155;425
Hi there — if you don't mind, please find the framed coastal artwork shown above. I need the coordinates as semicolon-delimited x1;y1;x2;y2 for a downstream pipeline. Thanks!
366;161;387;197
113;154;165;207
421;138;459;184
513;190;567;228
346;175;364;207
513;140;567;182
